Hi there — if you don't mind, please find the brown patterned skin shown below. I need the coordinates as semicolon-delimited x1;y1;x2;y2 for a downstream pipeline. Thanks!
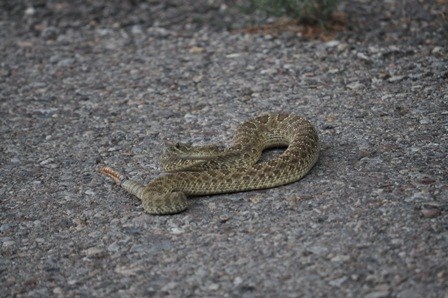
100;114;320;215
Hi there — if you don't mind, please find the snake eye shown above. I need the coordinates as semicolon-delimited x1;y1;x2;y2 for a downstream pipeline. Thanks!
173;142;193;152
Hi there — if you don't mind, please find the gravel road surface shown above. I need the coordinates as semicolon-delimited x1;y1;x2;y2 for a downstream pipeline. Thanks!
1;1;447;297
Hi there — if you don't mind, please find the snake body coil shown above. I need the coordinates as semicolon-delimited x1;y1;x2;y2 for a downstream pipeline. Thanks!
101;114;319;215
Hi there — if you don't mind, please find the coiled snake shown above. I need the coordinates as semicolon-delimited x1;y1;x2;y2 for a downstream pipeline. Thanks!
100;113;319;215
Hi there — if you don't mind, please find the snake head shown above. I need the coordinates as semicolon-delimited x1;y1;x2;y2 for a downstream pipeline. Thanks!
163;142;194;156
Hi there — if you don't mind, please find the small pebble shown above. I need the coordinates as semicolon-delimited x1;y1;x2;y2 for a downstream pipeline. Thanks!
421;208;441;218
347;81;365;90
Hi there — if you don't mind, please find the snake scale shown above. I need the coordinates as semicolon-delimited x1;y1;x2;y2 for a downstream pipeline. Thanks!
100;113;319;215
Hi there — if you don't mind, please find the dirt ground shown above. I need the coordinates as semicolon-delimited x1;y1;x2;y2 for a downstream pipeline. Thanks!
1;0;447;297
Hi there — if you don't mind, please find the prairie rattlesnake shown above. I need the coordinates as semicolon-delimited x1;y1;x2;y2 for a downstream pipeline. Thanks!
100;114;319;214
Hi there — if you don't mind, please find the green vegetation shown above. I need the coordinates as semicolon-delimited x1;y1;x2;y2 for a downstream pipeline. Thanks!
244;0;340;24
